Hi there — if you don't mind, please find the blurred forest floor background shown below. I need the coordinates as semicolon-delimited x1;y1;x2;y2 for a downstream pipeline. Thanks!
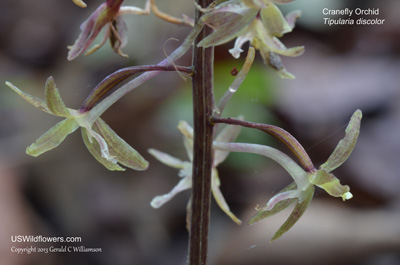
0;0;399;265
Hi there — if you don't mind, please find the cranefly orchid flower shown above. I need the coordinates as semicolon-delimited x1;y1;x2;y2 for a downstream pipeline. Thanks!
68;0;150;60
149;119;243;225
213;109;362;240
197;0;304;78
5;77;149;171
5;63;193;170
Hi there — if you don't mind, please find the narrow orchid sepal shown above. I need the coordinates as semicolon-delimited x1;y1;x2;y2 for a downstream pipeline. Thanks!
260;3;291;37
27;118;80;157
177;120;195;162
262;190;300;211
270;185;314;242
177;120;194;140
198;9;257;48
285;10;302;30
150;177;192;208
82;127;125;171
249;182;297;224
212;168;242;225
321;109;362;173
6;81;50;114
148;149;187;169
92;118;149;170
45;77;70;117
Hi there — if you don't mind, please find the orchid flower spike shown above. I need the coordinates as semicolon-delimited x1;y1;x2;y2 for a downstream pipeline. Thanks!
197;0;304;78
68;0;150;60
149;119;244;225
5;78;148;171
214;109;362;241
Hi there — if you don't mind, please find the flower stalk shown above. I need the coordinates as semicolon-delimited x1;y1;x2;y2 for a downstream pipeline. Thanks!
211;116;314;171
189;0;214;264
85;21;204;121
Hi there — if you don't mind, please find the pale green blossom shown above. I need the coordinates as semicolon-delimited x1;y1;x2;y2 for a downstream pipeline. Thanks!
6;77;148;171
214;109;362;240
198;0;304;78
149;119;243;225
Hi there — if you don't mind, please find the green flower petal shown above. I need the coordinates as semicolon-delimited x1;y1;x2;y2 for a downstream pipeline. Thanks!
26;118;79;157
93;118;149;170
198;9;257;48
261;3;291;37
177;120;194;140
211;168;242;225
310;169;352;201
177;120;194;161
271;185;314;242
285;10;302;30
266;36;305;57
81;128;125;171
45;77;70;117
183;136;194;162
6;81;51;114
249;182;297;225
150;175;192;208
321;110;362;172
148;148;186;169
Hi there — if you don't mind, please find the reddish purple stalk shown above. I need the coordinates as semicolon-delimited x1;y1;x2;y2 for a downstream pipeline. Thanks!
211;117;315;172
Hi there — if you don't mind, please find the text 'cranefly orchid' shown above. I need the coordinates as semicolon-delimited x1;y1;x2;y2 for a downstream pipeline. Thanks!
149;119;244;225
197;0;304;78
6;77;148;171
213;109;362;241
